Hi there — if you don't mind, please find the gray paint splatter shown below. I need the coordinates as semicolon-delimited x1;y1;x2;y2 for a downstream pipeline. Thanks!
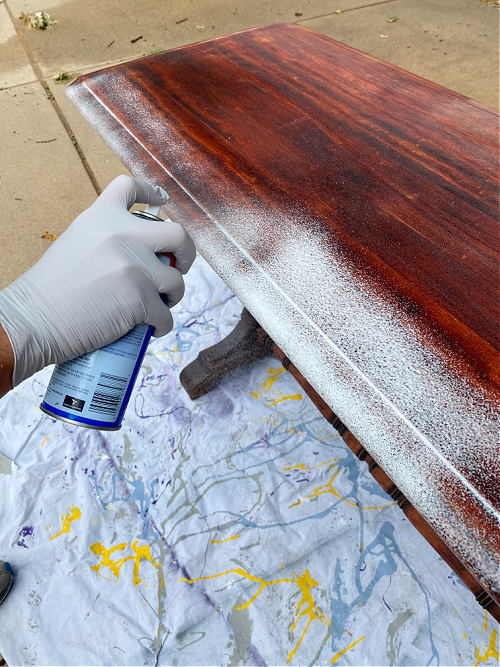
228;594;254;666
0;452;12;475
386;608;414;666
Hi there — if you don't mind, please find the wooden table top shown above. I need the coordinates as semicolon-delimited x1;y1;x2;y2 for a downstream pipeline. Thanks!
66;23;499;604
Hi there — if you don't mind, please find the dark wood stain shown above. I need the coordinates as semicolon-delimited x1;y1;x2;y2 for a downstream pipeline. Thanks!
66;23;500;607
73;26;498;373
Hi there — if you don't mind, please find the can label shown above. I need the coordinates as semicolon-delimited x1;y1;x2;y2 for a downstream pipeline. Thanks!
41;322;153;429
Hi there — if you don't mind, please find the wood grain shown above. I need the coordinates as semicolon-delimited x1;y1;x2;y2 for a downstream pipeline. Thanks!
66;23;500;607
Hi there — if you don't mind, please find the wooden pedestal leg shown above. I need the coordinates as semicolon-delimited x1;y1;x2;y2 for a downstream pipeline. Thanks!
179;308;273;400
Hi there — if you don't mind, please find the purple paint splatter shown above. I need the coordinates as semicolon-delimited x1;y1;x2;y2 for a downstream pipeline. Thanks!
17;525;34;548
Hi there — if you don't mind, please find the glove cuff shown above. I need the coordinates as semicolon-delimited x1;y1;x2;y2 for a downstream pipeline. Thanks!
0;280;63;387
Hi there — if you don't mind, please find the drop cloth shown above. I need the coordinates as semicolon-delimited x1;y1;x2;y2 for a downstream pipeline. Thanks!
0;257;497;667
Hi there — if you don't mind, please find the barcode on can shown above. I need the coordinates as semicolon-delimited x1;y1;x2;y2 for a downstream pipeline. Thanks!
89;372;128;415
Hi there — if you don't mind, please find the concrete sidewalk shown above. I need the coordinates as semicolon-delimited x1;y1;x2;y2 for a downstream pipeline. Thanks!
0;0;498;290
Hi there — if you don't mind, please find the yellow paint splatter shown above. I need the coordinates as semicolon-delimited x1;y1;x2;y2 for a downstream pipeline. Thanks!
90;540;166;643
484;611;488;633
250;366;302;406
262;366;285;390
41;437;49;448
474;623;498;667
286;462;396;511
90;541;127;581
211;535;240;544
284;458;340;472
331;636;365;664
49;505;81;540
267;394;302;407
89;539;161;586
147;350;184;367
180;566;329;663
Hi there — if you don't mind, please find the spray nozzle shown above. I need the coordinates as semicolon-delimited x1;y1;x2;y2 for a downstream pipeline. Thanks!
144;185;169;217
145;203;162;217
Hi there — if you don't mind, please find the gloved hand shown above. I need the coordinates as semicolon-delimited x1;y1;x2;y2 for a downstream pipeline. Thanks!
0;175;197;387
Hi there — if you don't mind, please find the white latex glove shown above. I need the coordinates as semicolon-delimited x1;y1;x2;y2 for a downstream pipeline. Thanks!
0;175;197;387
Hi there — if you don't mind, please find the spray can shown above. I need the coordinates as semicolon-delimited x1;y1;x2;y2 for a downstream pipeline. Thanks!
40;205;175;431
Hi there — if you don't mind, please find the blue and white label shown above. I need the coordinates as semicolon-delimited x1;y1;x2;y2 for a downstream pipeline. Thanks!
41;323;154;429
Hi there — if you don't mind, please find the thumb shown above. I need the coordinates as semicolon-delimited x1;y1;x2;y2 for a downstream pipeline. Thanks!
97;175;168;211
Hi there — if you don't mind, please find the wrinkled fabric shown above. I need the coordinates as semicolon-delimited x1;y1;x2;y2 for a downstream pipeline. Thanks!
0;257;496;666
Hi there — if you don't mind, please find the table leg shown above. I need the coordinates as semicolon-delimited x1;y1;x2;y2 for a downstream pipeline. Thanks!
180;307;273;400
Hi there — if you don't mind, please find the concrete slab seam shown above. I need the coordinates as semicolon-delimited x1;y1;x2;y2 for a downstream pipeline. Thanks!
3;0;101;195
297;0;398;24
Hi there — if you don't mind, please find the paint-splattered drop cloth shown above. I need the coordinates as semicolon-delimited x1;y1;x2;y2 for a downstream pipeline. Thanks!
0;257;497;666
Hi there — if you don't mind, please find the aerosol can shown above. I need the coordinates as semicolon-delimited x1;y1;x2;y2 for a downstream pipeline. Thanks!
40;204;175;430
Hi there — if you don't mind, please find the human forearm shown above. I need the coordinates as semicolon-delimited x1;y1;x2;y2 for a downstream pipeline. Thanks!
0;320;14;399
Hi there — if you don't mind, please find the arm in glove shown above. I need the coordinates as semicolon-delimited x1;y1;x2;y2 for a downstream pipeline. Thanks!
0;175;197;390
